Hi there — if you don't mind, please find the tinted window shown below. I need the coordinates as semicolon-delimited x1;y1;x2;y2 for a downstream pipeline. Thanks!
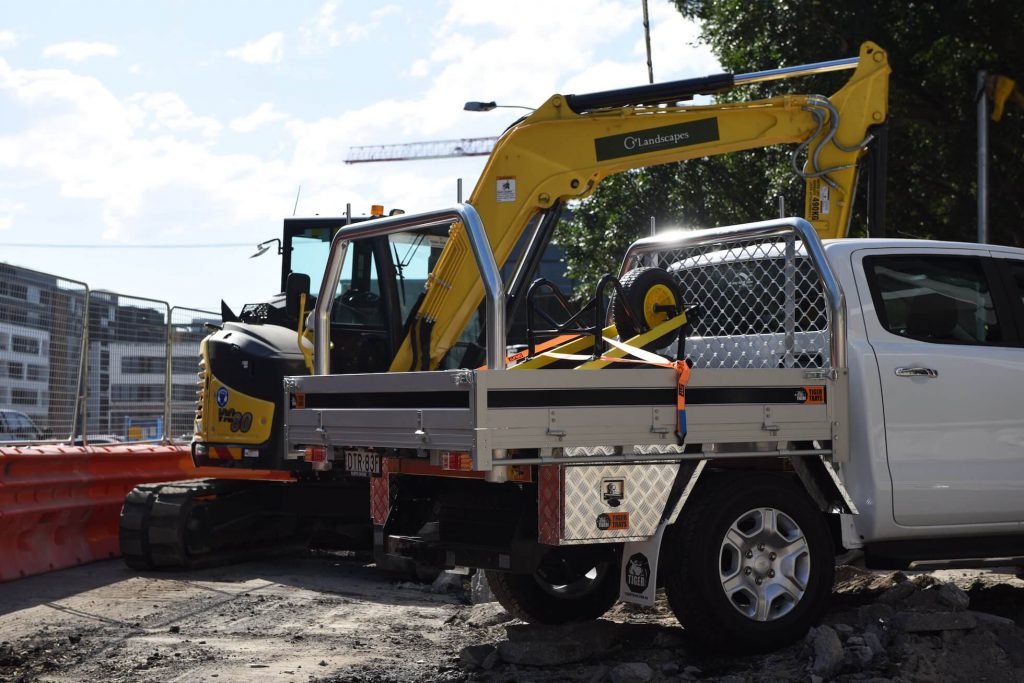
0;411;40;440
1005;260;1024;307
865;255;1002;345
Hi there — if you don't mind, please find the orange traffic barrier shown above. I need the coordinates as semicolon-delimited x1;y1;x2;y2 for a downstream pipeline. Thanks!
0;443;291;582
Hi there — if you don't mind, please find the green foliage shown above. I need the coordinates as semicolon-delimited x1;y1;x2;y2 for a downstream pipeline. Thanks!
558;0;1024;298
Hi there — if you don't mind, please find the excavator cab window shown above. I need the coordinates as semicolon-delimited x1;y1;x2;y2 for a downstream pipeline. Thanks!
333;241;384;327
388;231;447;323
327;240;393;374
290;228;334;288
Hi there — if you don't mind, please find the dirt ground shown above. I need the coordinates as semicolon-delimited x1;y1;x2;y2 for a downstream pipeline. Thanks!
1;553;1023;683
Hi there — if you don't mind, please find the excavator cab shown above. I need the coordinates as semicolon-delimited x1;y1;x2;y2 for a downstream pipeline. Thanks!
193;217;457;471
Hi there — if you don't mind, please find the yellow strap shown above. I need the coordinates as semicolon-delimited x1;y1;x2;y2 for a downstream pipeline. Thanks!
546;335;691;437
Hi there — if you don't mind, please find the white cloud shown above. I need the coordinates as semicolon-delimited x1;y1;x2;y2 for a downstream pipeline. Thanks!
299;1;404;52
372;5;401;20
299;2;342;49
126;92;223;138
0;30;17;49
283;0;719;185
407;58;429;79
42;41;119;62
226;32;283;65
0;198;26;230
230;102;289;133
643;2;721;79
0;58;263;239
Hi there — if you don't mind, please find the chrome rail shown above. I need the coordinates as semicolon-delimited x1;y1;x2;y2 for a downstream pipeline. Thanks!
312;203;505;374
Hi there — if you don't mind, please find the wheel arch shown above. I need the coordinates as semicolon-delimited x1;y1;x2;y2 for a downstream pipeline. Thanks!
678;458;854;553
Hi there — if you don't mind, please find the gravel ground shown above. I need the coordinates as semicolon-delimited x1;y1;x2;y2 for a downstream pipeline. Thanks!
1;554;1023;682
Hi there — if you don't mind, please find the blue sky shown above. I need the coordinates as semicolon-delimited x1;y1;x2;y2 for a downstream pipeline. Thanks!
0;1;717;310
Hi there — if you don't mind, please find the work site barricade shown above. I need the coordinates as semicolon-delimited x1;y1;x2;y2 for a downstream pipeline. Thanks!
0;444;291;581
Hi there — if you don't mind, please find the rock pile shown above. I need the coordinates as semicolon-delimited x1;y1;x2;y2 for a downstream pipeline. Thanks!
456;568;1024;682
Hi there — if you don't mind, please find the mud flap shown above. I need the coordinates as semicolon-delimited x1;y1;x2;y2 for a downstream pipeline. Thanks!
619;520;667;607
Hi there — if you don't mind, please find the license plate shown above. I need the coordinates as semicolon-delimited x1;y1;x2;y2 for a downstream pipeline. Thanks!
344;449;381;477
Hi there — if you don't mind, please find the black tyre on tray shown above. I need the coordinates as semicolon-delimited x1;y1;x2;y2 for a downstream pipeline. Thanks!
611;266;683;349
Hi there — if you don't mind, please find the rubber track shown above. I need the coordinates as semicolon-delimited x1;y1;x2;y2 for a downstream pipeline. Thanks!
119;479;308;572
119;482;166;570
146;479;218;570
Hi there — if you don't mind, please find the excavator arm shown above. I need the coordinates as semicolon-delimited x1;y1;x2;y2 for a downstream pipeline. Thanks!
390;42;889;372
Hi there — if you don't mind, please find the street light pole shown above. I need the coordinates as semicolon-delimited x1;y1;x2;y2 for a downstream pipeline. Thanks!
463;101;535;112
642;0;654;84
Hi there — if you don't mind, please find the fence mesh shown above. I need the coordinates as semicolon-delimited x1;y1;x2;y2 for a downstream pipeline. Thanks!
84;293;170;441
0;264;89;442
170;307;220;443
0;263;218;445
628;233;832;369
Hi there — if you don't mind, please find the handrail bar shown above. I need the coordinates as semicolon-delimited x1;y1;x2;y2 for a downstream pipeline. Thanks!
312;203;505;374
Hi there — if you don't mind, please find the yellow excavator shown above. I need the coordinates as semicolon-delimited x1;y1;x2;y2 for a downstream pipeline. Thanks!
119;42;889;571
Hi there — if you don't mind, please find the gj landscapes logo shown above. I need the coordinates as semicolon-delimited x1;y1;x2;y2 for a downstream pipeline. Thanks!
595;119;720;161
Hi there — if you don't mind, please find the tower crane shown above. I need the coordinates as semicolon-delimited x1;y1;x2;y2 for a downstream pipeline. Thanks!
344;136;499;164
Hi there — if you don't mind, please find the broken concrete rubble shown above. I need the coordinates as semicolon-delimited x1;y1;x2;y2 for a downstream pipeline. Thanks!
456;568;1024;682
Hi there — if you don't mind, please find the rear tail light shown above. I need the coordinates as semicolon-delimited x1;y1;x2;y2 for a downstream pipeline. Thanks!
441;451;473;471
304;446;327;463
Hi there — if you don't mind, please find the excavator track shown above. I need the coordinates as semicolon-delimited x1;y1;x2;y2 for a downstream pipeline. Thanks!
120;478;366;571
119;482;165;570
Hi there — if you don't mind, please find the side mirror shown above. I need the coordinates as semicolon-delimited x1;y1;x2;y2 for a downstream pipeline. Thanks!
285;272;311;322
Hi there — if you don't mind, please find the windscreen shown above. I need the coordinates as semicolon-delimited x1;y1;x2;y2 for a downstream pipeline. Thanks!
290;228;333;289
286;226;449;327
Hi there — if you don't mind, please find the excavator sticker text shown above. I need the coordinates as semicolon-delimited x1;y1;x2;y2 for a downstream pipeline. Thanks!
595;118;720;161
809;180;831;221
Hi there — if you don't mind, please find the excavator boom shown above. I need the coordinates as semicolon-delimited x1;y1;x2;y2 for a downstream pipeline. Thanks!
390;42;889;373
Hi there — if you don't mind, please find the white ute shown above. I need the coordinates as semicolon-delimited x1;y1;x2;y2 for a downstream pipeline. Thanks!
284;208;1024;651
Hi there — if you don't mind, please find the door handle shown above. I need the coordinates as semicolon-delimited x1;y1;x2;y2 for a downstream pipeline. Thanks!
895;367;938;378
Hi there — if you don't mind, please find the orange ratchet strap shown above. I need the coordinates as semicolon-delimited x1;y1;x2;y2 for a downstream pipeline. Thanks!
547;336;690;441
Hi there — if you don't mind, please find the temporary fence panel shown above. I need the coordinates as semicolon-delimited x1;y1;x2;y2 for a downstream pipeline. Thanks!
84;292;171;442
0;265;89;443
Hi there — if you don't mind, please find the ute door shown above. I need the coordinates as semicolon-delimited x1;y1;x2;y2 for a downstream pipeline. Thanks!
854;247;1024;527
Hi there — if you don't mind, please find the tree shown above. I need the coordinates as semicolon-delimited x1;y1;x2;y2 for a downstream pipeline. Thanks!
557;0;1024;298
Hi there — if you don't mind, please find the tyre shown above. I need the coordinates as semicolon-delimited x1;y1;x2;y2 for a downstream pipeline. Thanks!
662;473;833;652
611;267;682;349
486;551;621;624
